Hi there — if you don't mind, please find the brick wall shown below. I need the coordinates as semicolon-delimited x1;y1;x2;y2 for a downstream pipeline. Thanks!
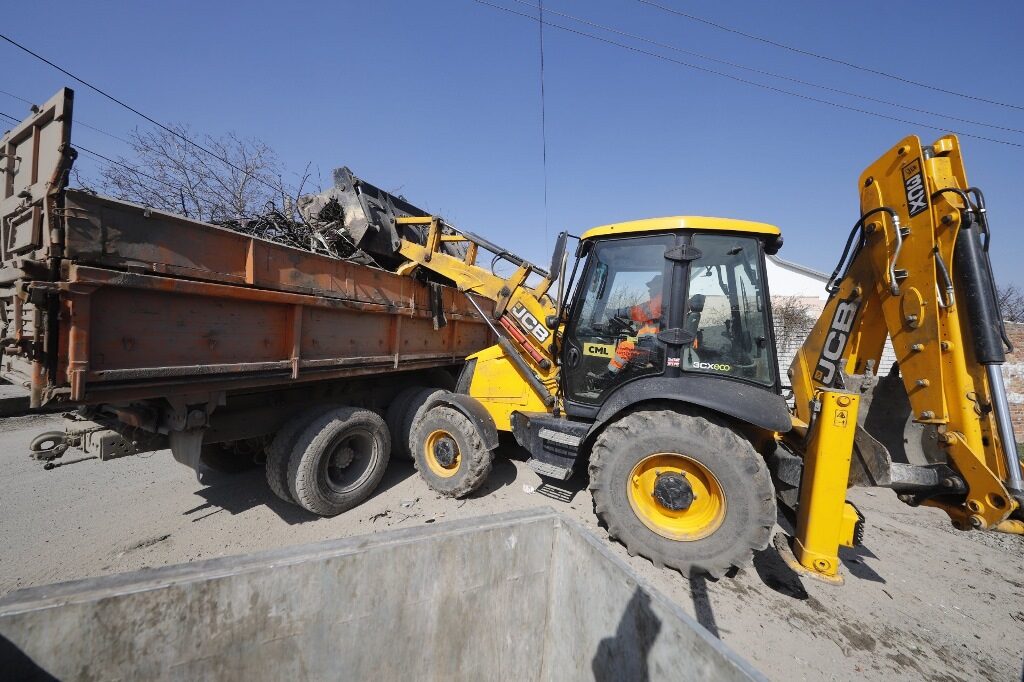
1003;322;1024;445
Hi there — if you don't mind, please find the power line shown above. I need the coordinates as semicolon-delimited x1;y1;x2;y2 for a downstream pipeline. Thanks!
507;0;1024;135
0;33;286;196
76;120;130;145
637;0;1024;113
538;0;550;249
0;88;132;143
76;145;186;195
473;1;1023;148
0;88;32;106
0;110;186;196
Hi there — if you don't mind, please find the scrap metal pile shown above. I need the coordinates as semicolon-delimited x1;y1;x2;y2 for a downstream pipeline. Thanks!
214;195;377;266
215;166;465;269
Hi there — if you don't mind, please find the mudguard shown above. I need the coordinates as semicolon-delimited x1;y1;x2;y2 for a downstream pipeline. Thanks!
423;391;500;451
592;376;792;436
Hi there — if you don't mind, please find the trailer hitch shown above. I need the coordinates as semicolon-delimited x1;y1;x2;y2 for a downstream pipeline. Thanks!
28;431;72;462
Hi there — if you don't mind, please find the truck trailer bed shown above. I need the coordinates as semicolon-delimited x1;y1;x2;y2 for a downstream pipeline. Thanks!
1;89;491;409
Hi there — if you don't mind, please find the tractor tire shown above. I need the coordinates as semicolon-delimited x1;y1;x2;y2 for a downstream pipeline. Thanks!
588;408;776;578
287;407;391;516
385;386;427;460
410;405;493;498
396;388;446;460
265;406;336;503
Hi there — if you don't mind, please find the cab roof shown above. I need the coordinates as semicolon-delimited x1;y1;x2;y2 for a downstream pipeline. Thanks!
580;216;781;241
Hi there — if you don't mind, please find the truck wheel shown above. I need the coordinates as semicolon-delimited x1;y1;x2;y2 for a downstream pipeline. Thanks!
396;388;446;461
385;386;426;460
265;406;336;503
410;405;493;498
287;407;391;516
588;409;776;578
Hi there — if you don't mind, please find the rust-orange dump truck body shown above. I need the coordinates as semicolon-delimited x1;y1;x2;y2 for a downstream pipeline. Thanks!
0;89;492;484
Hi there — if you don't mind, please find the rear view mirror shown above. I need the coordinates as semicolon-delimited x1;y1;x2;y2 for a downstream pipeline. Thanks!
548;231;568;283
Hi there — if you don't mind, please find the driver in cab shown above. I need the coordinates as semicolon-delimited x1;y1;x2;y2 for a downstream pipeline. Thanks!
588;274;664;389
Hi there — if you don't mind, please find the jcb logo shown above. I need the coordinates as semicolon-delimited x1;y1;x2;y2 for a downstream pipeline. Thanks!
813;297;860;387
510;302;550;343
902;159;927;217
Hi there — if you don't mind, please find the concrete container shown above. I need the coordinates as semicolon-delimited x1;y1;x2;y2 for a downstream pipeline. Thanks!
0;509;763;681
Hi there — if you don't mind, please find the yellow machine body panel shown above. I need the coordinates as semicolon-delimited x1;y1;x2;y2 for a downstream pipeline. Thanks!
580;216;780;241
465;345;555;431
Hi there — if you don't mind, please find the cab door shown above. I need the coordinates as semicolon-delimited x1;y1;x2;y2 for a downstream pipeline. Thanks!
560;233;678;413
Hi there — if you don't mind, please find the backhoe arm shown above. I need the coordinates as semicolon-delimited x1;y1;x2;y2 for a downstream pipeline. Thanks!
790;135;1022;531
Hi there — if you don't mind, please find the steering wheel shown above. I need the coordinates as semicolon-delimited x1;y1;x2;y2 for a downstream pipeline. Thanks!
608;314;637;337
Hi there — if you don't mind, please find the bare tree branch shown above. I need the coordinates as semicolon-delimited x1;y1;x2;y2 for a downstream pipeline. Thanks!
997;283;1024;323
95;124;290;222
86;127;374;266
771;296;817;353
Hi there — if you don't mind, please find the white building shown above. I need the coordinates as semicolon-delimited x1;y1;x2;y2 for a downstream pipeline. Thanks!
765;255;896;386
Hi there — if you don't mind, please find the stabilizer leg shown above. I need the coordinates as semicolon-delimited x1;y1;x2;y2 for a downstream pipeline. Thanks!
791;390;863;583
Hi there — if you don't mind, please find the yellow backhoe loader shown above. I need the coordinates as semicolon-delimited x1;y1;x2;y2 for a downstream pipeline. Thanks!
351;134;1022;581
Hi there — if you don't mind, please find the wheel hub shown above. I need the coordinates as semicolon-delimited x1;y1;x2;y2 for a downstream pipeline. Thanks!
432;436;458;467
330;441;356;470
653;472;694;511
626;453;727;541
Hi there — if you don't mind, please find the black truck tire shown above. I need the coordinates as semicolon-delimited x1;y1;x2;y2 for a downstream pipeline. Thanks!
588;408;776;578
410;405;493;498
395;388;446;461
265;406;336;503
287;407;391;516
385;386;427;460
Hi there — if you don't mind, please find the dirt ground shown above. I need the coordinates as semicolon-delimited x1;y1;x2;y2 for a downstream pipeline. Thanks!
1;411;1022;681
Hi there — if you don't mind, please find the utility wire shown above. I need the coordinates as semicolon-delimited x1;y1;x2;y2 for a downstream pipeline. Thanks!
0;33;287;196
538;0;550;250
637;0;1024;113
507;0;1024;135
474;1;1023;148
0;88;132;144
0;110;187;195
75;145;186;195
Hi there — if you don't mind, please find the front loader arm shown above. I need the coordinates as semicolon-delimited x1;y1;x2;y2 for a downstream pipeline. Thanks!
394;216;561;406
790;135;1022;531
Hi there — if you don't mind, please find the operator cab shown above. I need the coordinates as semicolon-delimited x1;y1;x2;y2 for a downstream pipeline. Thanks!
559;216;783;415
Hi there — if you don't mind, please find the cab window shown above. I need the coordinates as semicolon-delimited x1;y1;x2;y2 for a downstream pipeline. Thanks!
683;234;774;386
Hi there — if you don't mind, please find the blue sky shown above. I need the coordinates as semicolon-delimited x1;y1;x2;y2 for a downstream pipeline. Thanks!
4;1;1023;286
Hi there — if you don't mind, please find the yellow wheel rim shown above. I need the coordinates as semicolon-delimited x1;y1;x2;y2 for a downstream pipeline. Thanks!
627;453;726;541
424;429;460;478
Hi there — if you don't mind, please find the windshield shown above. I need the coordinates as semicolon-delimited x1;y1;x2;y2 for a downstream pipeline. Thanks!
683;234;774;386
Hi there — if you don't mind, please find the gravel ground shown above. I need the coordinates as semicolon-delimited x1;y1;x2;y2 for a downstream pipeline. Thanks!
1;412;1022;681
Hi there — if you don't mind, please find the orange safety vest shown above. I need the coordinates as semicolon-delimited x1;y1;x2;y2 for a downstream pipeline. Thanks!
608;295;662;373
629;295;662;324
